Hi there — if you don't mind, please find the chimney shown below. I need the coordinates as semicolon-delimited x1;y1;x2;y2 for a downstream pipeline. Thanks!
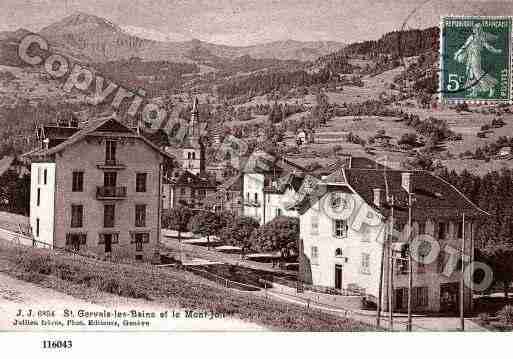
401;172;411;193
373;188;381;207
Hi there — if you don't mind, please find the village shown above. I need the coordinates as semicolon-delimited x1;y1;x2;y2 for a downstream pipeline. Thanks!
0;94;501;332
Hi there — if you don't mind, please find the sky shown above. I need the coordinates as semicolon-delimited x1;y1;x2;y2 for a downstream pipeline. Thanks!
0;0;512;46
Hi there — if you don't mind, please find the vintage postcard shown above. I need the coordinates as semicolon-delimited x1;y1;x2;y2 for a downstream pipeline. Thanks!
1;1;513;353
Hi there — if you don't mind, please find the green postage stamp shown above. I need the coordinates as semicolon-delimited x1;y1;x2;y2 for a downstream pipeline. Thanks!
440;16;512;103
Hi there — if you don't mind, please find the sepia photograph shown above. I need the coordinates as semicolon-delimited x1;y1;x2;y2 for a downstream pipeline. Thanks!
0;1;513;354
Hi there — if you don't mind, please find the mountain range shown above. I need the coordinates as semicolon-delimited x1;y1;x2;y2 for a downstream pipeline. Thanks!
22;12;345;63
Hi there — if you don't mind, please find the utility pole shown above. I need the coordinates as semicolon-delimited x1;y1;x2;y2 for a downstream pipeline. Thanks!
388;196;395;331
377;219;386;327
470;220;474;314
460;213;466;331
407;192;414;332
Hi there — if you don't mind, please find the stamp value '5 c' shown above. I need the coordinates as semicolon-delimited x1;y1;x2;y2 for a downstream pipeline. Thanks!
440;16;512;104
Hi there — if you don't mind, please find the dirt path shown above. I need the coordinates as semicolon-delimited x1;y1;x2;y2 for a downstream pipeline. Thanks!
0;273;264;331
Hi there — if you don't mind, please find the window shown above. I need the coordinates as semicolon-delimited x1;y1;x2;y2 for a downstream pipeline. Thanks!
105;140;117;164
333;219;348;238
71;205;83;228
72;171;84;192
133;232;149;252
192;152;196;160
335;248;343;257
418;221;426;235
37;167;41;185
413;287;429;307
37;188;41;206
136;173;147;192
311;246;319;265
135;204;146;227
310;215;319;235
395;288;408;310
180;188;186;195
254;193;258;203
36;218;40;237
438;221;447;239
104;172;117;187
275;208;282;217
456;221;463;239
361;253;371;274
43;169;47;185
437;250;447;273
103;204;115;228
66;233;87;251
198;189;206;199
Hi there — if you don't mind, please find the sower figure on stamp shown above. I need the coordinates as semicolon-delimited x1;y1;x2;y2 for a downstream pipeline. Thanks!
454;23;502;97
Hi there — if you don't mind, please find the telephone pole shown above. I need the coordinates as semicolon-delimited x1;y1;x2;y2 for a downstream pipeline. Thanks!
460;213;466;331
388;196;395;331
406;191;414;332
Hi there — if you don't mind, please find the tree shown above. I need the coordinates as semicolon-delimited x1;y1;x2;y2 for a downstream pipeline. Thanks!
312;92;331;125
162;206;193;242
481;241;513;298
250;216;299;259
219;216;260;256
188;210;222;250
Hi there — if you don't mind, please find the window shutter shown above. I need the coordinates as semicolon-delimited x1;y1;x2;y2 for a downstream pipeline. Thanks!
65;233;71;246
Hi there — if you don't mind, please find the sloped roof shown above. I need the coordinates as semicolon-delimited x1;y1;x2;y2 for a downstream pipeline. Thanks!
218;174;242;192
311;156;390;177
27;115;174;161
344;169;488;220
242;151;306;175
171;170;217;189
295;168;488;220
264;172;305;194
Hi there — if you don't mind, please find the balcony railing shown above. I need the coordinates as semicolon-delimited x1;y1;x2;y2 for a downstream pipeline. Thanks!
96;186;127;199
97;160;126;170
243;199;261;207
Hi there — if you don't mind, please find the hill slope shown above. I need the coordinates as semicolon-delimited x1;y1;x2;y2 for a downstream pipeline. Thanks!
38;12;345;63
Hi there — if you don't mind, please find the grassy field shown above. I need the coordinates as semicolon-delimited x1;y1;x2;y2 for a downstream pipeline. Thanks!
0;239;375;331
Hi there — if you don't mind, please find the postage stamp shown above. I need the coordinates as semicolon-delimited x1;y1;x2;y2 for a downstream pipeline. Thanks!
440;16;513;104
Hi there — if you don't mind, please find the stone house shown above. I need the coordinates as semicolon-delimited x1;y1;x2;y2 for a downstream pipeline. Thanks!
294;168;488;313
27;114;173;261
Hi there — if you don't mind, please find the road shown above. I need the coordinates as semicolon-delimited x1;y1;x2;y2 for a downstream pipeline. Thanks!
161;235;296;277
267;291;487;332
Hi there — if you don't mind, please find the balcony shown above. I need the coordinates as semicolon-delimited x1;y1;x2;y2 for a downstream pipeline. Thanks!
243;199;261;207
96;186;127;200
96;160;126;170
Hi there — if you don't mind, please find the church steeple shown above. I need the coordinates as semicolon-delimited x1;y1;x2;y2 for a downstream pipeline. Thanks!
182;97;205;176
189;97;200;138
